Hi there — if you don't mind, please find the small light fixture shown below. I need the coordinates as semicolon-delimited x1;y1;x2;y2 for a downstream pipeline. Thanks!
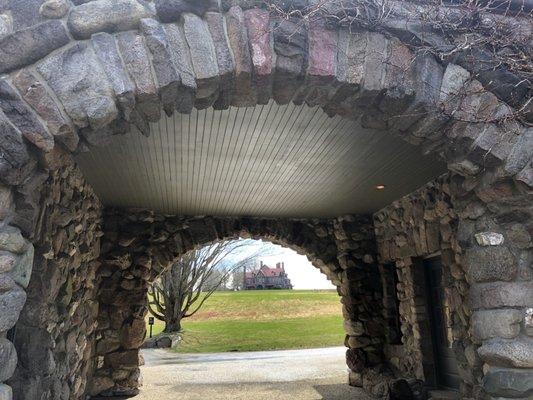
375;184;386;190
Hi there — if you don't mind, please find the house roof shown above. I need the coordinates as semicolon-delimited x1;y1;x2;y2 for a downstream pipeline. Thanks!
245;264;285;278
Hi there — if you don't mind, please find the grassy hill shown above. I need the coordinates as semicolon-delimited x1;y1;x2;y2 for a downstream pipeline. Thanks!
147;289;345;353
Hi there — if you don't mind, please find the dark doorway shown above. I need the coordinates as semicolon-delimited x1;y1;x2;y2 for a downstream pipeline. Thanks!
424;256;460;390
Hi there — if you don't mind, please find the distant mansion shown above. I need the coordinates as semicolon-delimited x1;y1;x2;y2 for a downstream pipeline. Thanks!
244;261;293;290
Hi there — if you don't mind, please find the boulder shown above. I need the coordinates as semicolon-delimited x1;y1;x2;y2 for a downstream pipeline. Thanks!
0;227;26;254
0;284;26;332
12;69;79;151
0;20;70;74
0;338;16;382
483;367;533;398
470;282;533;310
389;379;413;400
0;384;12;400
472;309;523;341
6;238;33;289
68;0;154;39
465;245;517;282
478;338;533;368
37;42;118;132
39;0;70;19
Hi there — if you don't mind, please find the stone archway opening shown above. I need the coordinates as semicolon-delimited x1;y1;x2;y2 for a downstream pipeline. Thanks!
138;237;346;353
91;210;384;397
0;1;530;400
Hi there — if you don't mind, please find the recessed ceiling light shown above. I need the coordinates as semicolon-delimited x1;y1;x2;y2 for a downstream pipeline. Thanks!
375;185;386;190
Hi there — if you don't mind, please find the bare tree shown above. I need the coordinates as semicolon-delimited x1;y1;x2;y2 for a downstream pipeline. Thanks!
148;239;278;333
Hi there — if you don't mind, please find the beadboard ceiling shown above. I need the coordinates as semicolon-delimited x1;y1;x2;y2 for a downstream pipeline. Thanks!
76;102;446;217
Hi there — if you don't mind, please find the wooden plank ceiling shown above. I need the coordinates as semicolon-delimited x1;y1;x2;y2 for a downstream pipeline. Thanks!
76;101;446;217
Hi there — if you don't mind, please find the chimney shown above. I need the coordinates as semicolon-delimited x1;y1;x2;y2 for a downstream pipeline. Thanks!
260;260;263;267
282;262;285;270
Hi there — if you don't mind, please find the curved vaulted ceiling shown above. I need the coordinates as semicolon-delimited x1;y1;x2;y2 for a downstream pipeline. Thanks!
76;102;446;217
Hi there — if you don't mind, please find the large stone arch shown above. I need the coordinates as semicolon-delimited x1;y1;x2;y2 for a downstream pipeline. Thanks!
0;0;530;399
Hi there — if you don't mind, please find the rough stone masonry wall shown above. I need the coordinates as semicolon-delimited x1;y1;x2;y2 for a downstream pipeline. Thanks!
374;174;533;400
374;176;475;396
3;158;103;400
0;195;34;400
90;209;384;397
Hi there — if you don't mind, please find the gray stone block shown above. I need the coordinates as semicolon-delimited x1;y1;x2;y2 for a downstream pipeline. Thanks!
470;281;533;310
68;0;154;39
12;70;79;152
0;20;70;74
140;18;181;116
116;31;161;123
0;79;54;152
39;0;70;19
478;338;533;368
0;338;16;382
8;244;33;289
183;13;219;101
0;284;26;332
0;384;12;400
91;32;136;122
472;309;523;341
155;0;216;23
163;23;196;114
466;246;518;283
0;111;32;186
205;12;235;110
483;367;533;398
37;42;118;131
272;17;307;104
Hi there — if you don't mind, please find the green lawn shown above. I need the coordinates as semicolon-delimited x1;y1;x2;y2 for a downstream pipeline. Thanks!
146;290;345;353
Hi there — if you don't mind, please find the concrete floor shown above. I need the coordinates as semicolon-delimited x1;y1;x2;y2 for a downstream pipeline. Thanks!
134;347;371;399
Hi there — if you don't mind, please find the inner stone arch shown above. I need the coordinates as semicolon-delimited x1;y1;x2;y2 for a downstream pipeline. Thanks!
92;208;382;396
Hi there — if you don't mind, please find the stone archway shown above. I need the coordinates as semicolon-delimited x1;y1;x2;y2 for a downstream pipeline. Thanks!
0;0;530;399
91;208;381;396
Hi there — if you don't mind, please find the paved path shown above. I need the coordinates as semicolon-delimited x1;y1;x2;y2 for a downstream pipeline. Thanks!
135;347;371;399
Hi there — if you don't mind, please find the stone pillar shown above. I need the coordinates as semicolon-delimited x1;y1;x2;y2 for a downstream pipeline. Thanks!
0;185;34;400
454;178;533;399
333;216;389;395
91;255;149;397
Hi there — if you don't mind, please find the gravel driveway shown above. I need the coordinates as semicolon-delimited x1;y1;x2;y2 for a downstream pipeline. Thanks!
134;347;371;399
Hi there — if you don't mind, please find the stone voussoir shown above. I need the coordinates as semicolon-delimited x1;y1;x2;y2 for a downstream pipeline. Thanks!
0;78;55;152
91;32;136;122
226;5;256;107
116;31;161;123
155;0;218;23
11;69;79;152
37;42;119;133
244;8;272;104
0;20;70;74
205;11;235;110
182;13;220;103
140;18;181;116
67;0;155;40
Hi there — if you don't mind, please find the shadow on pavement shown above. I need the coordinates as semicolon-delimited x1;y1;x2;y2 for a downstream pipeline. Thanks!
314;383;371;400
